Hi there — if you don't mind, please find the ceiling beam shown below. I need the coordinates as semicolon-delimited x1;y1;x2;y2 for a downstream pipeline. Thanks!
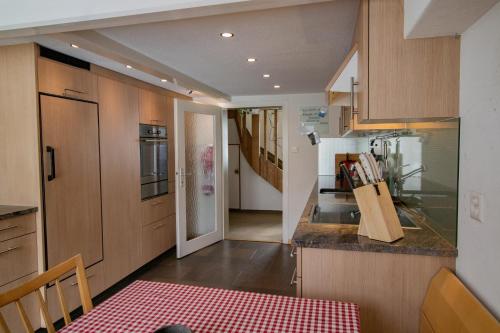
49;31;231;100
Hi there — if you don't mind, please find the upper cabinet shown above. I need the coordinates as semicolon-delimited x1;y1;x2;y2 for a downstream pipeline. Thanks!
38;57;98;102
139;88;169;126
350;0;460;122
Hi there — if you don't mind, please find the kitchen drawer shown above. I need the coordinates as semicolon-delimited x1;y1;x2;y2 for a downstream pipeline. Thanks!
0;213;36;242
38;57;98;102
142;216;174;263
0;233;37;286
0;273;39;332
47;261;105;321
141;195;171;226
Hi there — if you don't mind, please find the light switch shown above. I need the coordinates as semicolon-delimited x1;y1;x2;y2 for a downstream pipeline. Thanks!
470;191;483;222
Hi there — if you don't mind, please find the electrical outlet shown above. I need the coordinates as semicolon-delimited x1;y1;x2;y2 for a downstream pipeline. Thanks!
470;191;483;222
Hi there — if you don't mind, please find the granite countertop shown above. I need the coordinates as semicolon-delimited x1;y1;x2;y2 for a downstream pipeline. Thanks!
0;205;38;220
291;178;458;257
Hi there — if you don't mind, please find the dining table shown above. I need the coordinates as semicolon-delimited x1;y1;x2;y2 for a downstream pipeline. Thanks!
58;280;361;333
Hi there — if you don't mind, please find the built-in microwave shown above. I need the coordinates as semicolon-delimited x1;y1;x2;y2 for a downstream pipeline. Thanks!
139;124;168;200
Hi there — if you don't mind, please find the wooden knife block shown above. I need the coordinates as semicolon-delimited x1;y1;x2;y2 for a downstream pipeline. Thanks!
353;181;404;243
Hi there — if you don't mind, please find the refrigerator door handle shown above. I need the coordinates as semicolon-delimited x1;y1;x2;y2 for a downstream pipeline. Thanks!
47;146;56;181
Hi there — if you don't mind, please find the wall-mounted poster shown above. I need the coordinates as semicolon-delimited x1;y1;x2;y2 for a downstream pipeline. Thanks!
300;106;329;135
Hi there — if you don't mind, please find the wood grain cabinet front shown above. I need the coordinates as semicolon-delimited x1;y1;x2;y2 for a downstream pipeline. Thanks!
141;195;170;226
0;273;39;332
0;214;36;242
141;216;175;263
38;57;98;102
139;88;169;126
353;0;460;122
0;233;37;286
47;262;105;322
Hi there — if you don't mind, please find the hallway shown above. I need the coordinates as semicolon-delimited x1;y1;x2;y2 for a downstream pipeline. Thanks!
226;210;282;243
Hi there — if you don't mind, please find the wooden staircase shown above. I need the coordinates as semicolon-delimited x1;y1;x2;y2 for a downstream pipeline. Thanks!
229;109;283;192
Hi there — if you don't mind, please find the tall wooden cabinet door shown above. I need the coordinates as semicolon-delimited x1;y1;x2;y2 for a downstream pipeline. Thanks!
98;77;142;287
368;0;459;121
40;95;103;269
139;89;168;126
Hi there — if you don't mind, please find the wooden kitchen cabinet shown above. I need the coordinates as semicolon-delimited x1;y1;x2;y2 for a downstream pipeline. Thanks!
353;0;460;122
298;247;455;333
141;215;175;263
98;76;142;287
47;262;105;322
139;88;169;126
38;57;98;102
0;273;38;333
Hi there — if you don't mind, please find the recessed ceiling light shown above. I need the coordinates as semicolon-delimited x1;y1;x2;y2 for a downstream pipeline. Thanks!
70;44;79;48
126;65;133;69
220;32;234;38
274;85;281;89
247;58;256;63
161;79;167;82
263;74;271;78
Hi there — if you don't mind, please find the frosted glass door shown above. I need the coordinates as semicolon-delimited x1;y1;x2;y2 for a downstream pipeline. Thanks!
185;112;216;240
175;99;223;258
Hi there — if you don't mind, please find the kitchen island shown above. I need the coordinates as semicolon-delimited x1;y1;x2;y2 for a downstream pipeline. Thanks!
291;178;457;333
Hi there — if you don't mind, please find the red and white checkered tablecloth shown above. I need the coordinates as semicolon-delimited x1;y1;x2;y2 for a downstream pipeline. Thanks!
59;280;361;333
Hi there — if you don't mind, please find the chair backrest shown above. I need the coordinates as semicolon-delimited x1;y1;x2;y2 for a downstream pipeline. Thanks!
421;267;499;333
0;254;93;333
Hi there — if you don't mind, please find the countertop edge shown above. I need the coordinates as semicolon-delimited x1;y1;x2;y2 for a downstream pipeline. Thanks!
0;206;38;220
291;180;458;258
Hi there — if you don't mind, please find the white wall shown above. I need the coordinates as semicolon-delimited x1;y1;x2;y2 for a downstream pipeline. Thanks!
227;93;324;242
239;152;282;210
457;1;500;318
318;138;366;175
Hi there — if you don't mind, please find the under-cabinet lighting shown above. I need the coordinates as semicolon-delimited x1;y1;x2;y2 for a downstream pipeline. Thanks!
274;85;280;89
71;44;79;48
247;58;256;63
263;74;271;78
126;65;133;69
220;32;234;38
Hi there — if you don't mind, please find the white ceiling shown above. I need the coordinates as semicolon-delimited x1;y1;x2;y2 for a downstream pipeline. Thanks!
97;0;359;96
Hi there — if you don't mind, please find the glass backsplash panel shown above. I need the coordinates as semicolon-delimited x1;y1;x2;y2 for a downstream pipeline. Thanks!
382;120;460;246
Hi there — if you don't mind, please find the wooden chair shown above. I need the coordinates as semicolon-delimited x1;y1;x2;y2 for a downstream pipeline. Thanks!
0;254;93;333
421;267;500;333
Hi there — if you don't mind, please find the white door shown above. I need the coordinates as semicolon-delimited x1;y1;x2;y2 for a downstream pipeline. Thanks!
175;99;223;258
228;145;240;209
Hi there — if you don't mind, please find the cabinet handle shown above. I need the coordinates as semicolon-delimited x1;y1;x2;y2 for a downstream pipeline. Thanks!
0;246;21;255
0;225;18;232
63;88;87;97
46;146;56;181
71;274;95;286
153;222;166;230
290;267;297;286
350;76;359;115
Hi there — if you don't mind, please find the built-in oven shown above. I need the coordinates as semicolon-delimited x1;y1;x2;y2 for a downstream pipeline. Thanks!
140;124;168;200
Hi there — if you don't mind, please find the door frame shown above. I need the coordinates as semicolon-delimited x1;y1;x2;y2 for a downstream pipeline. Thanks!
174;99;223;258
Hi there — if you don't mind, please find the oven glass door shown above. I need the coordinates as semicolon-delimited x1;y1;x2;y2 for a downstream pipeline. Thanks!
140;138;168;185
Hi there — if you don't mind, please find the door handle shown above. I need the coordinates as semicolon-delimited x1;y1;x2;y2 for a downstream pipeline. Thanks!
350;76;359;116
47;146;56;181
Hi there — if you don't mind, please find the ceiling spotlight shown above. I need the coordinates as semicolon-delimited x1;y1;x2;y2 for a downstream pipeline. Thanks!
161;79;167;82
247;58;256;63
263;74;271;78
220;32;234;38
70;44;79;48
126;65;133;69
274;85;281;89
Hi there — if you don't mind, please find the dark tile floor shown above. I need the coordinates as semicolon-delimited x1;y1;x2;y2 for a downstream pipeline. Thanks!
133;240;296;296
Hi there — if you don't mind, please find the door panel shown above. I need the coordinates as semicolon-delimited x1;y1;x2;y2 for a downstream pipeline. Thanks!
175;99;223;258
97;77;142;285
41;95;103;269
228;145;240;209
